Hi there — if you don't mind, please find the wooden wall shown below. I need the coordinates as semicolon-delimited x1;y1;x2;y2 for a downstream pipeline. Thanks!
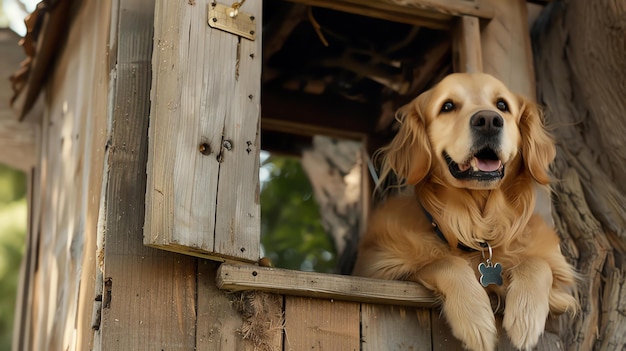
18;1;111;350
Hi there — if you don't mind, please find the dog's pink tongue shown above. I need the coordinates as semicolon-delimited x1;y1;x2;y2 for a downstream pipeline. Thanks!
476;158;501;172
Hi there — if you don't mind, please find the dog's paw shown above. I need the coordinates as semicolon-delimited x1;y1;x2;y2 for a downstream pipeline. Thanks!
503;288;550;350
443;289;498;351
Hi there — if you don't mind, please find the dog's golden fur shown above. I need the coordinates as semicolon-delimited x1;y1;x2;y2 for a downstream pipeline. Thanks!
353;73;577;351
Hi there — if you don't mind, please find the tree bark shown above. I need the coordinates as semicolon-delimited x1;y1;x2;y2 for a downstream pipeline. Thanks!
301;136;366;274
532;1;626;350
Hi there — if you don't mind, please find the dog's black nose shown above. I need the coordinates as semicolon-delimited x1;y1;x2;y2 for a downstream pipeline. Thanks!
470;110;503;135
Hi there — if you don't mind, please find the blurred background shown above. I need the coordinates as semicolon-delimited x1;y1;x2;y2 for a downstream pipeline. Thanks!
0;0;37;349
260;151;337;274
0;165;26;351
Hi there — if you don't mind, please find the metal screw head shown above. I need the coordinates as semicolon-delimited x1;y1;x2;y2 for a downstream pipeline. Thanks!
199;143;211;155
222;140;233;151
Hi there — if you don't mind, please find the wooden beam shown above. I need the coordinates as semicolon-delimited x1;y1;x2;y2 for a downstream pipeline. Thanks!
216;263;438;307
452;16;483;73
262;89;377;140
480;0;535;98
285;0;493;30
13;0;72;120
99;0;198;349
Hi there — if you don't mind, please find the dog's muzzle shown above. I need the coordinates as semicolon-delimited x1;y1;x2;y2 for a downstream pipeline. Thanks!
445;110;505;181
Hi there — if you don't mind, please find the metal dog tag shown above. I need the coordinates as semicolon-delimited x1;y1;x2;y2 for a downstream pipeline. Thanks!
477;240;502;287
478;261;503;287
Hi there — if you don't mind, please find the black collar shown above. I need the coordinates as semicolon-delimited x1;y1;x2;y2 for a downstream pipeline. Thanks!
422;208;478;252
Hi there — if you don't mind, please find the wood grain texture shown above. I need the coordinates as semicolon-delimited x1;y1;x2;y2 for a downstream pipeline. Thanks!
197;260;283;351
284;297;360;351
99;1;197;350
480;0;534;98
217;263;437;307
430;309;464;351
361;304;432;351
18;1;111;350
196;260;247;351
562;0;626;195
145;0;261;262
532;2;626;348
213;0;263;260
452;15;482;73
285;0;493;29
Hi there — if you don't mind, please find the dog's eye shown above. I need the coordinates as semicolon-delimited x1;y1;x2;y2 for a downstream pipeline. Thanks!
441;101;455;113
496;99;509;112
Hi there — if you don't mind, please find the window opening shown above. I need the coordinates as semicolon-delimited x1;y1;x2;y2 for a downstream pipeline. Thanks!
260;150;337;273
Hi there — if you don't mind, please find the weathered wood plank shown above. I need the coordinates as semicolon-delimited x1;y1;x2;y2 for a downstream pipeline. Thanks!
431;309;464;351
453;15;483;73
17;1;113;350
217;263;437;307
284;296;360;351
99;1;198;350
197;260;246;351
101;255;198;350
145;0;261;262
285;0;493;30
213;0;263;259
73;2;113;349
361;304;432;350
11;0;72;119
196;260;283;351
480;0;534;98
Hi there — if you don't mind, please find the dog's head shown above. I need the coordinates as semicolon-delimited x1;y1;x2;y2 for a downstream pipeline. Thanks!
381;73;555;189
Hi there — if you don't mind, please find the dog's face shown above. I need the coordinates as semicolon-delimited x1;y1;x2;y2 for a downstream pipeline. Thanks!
422;73;522;189
383;73;555;189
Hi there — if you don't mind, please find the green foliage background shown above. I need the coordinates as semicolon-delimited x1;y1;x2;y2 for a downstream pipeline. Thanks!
0;164;26;350
260;154;337;273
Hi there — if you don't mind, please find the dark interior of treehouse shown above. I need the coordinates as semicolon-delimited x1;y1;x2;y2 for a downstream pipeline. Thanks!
259;1;453;275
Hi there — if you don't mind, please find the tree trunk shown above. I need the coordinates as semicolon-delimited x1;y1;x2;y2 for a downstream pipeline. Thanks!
532;1;626;350
301;136;366;274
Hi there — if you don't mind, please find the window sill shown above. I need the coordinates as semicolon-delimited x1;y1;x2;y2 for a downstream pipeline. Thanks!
216;263;437;307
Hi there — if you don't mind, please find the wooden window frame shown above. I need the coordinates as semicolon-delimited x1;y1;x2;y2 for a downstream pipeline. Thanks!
146;0;493;307
220;0;490;306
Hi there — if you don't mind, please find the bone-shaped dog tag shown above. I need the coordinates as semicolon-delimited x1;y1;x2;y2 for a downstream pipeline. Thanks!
478;261;503;287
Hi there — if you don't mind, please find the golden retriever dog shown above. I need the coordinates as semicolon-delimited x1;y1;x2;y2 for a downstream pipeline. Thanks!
353;73;577;351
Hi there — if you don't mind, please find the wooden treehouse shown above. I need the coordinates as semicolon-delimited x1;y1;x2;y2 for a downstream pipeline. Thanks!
7;0;626;350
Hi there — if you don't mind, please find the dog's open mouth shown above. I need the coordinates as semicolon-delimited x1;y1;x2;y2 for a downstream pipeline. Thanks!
444;148;504;181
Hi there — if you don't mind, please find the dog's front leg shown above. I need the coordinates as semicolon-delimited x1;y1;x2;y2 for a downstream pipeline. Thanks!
417;256;497;351
503;257;552;350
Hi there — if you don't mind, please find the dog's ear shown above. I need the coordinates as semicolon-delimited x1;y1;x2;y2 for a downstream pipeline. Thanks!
518;96;556;185
379;94;432;185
